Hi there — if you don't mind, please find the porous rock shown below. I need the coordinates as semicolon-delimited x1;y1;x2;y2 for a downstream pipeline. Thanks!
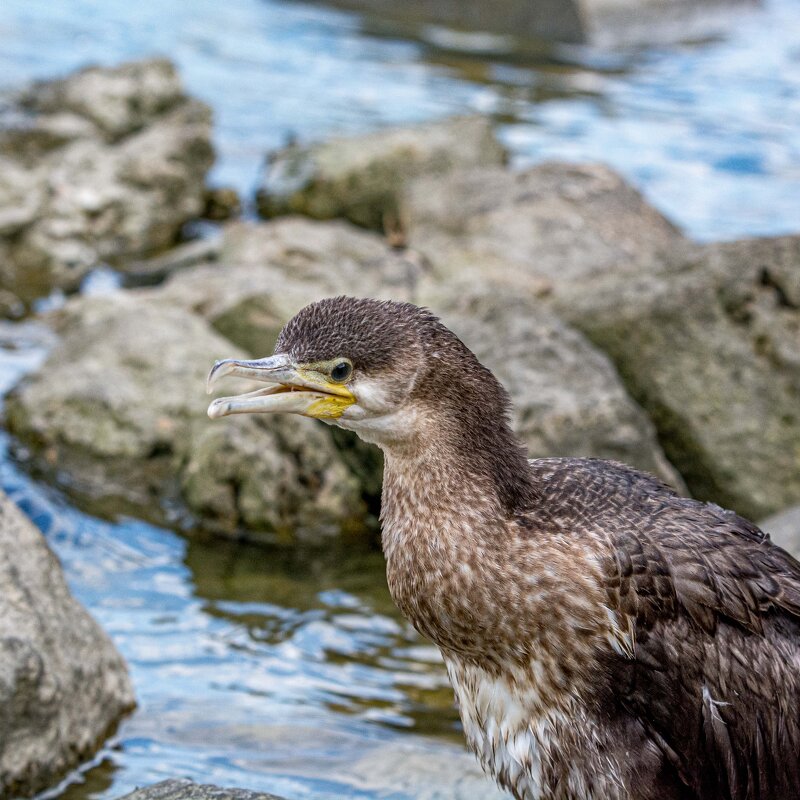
148;215;686;495
151;217;422;354
0;490;135;798
5;293;364;542
429;286;685;490
558;234;800;520
0;58;213;302
145;217;420;502
403;162;689;296
19;58;185;142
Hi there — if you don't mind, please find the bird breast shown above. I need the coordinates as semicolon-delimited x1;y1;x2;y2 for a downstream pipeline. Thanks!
380;454;613;668
445;654;627;800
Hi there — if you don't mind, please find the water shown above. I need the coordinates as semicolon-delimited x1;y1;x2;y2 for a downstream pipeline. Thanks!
0;1;799;797
0;0;799;241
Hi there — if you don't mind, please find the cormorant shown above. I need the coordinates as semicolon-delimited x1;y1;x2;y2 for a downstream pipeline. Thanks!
206;296;800;800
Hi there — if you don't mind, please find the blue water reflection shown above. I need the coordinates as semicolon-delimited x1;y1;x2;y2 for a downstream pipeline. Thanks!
1;0;799;240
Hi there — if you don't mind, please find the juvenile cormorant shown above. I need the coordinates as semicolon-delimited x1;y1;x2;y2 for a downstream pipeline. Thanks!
207;296;800;800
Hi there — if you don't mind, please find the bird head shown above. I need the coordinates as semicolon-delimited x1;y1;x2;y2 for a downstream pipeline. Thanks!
207;296;536;509
208;296;503;448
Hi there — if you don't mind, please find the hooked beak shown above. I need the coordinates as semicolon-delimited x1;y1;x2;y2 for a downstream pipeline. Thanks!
206;354;355;420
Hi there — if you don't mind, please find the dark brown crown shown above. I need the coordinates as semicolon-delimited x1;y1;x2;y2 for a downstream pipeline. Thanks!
275;296;430;370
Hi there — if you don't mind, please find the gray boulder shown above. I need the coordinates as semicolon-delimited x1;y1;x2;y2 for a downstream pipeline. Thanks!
19;58;185;142
145;217;422;502
0;489;135;797
116;781;286;800
760;506;800;559
5;293;365;543
403;162;689;297
0;58;213;303
256;117;506;231
429;286;684;490
558;234;800;520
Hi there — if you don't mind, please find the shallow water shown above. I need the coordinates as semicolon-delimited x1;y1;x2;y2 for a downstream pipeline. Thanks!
1;1;799;797
1;0;799;241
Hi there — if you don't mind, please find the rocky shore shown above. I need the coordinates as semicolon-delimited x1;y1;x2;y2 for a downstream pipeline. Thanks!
1;56;799;797
4;58;800;546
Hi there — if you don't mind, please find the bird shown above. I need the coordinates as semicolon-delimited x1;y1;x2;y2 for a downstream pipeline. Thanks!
206;296;800;800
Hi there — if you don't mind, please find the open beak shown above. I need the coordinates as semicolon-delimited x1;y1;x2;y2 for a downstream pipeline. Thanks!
206;354;355;420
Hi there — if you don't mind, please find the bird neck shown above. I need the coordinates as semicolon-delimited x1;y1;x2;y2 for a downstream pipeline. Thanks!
379;409;538;528
377;423;610;673
384;407;538;516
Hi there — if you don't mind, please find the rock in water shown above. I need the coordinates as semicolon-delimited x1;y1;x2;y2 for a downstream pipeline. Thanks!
256;116;506;231
0;58;213;303
402;162;688;297
0;490;135;797
428;286;685;491
5;293;364;542
115;781;286;800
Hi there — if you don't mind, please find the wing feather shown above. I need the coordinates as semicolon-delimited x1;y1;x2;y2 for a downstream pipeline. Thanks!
529;458;800;800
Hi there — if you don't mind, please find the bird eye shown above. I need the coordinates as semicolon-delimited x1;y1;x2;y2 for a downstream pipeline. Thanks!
330;360;352;383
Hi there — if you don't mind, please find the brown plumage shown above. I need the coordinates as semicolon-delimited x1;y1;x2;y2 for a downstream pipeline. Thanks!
207;296;800;800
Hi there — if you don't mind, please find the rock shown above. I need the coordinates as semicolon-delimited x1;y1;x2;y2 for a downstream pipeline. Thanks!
5;293;365;542
203;186;242;221
0;489;135;797
558;234;800;520
0;59;214;303
146;217;421;505
182;412;365;543
149;216;687;496
582;0;761;48
0;157;46;236
256;117;506;231
0;288;24;319
19;58;185;142
152;218;422;353
428;285;685;490
124;237;222;283
403;162;689;297
760;506;800;559
115;781;286;800
309;0;760;47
